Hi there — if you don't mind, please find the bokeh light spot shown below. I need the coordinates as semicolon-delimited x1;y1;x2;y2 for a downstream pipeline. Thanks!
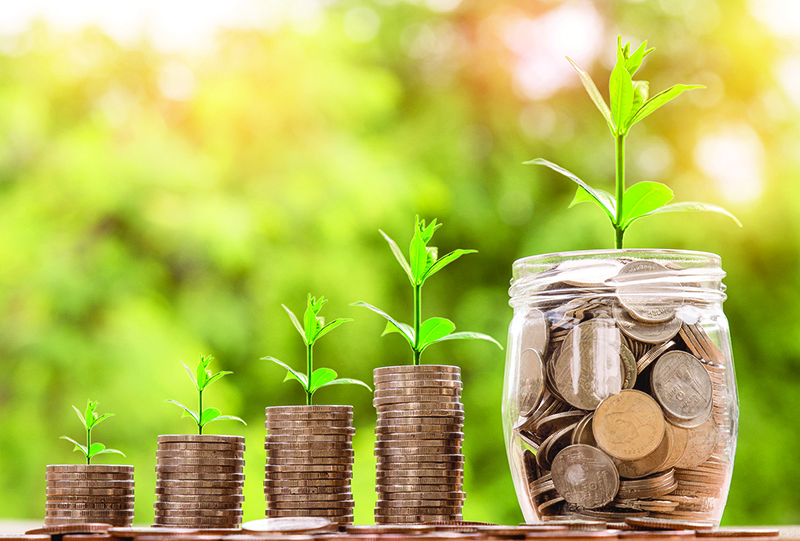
694;124;764;204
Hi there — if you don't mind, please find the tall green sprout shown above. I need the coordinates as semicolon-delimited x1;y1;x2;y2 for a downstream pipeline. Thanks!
355;216;502;366
61;400;125;465
527;37;741;249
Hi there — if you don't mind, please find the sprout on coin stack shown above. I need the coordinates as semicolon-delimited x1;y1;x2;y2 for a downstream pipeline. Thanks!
355;217;503;524
155;354;246;529
262;294;371;525
46;400;134;527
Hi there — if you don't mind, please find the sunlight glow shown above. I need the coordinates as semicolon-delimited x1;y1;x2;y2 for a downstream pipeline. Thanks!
504;1;605;100
694;124;765;204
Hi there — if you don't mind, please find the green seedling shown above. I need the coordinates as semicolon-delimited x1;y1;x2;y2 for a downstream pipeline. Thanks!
61;400;125;465
526;36;741;249
263;294;371;405
167;354;245;435
354;216;502;366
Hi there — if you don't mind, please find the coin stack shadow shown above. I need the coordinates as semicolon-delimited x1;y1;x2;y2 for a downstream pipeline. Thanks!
45;465;134;526
264;405;355;525
373;365;465;524
154;434;244;528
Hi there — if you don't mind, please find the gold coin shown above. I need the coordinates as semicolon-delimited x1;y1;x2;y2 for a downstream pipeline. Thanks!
593;390;665;460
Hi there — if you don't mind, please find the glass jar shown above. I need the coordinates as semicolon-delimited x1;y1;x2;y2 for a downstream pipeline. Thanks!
502;250;738;525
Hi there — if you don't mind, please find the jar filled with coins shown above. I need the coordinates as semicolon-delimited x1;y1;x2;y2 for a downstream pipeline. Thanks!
502;250;737;526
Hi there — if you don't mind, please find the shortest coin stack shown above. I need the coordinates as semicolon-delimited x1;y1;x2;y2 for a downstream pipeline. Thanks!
264;405;355;525
374;365;465;524
45;464;134;526
154;434;245;528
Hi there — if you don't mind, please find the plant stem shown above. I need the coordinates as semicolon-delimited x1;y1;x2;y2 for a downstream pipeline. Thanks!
306;343;313;406
86;425;91;465
413;284;422;366
615;133;626;249
198;388;203;435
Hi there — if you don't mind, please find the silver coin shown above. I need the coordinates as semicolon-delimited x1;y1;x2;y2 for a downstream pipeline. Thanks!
518;349;545;417
551;445;619;509
651;351;713;426
614;306;681;344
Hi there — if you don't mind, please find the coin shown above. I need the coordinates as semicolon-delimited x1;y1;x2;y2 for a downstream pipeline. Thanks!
46;481;134;488
45;487;133;496
625;517;713;530
28;524;113;535
614;261;680;323
266;449;354;459
613;422;672;479
553;342;623;411
637;340;676;373
377;453;464;464
672;417;720;469
266;435;353;444
378;491;465;501
376;402;464;413
695;528;780;537
155;479;243;488
614;307;682;345
519;310;551;354
519;349;546;417
47;465;133;473
242;517;334;533
376;417;463;426
373;395;460;406
265;463;352;472
651;351;713;427
158;434;243;444
594;390;665;460
374;365;460;375
550;444;619;508
155;472;245;480
376;469;463;479
374;379;464;390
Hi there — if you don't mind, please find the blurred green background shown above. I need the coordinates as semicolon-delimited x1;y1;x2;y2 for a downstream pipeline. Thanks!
0;0;798;527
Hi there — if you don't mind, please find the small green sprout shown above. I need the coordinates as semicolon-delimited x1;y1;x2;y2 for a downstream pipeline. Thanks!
354;216;502;366
167;354;246;435
263;294;372;406
61;400;125;465
526;36;741;249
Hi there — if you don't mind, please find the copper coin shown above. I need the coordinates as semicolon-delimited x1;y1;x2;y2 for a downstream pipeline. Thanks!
46;472;133;480
155;472;245;480
265;411;352;421
378;492;465;501
156;450;243;458
625;517;713;531
264;485;350;495
265;463;352;471
375;437;463;446
374;379;463;389
157;435;243;444
47;465;133;473
46;487;133;496
265;508;352;518
29;523;114;535
374;446;461;456
374;365;459;375
376;454;464;464
551;444;620;509
47;481;134;489
266;435;353;444
695;529;780;538
155;480;243;488
673;417;720;469
593;390;665;460
267;499;354;509
376;416;463;426
376;401;464;411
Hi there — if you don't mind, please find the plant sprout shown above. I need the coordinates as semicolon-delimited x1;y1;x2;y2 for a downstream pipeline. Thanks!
526;36;741;249
61;400;125;465
354;216;502;366
264;295;372;406
167;354;246;435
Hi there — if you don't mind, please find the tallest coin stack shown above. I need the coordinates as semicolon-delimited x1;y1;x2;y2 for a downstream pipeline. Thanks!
373;365;466;524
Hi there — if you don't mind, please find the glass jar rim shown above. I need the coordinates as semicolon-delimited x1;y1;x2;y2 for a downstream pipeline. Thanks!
513;248;721;271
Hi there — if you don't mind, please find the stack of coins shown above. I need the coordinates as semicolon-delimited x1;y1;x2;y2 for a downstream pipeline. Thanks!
45;464;134;526
154;435;244;528
510;259;735;523
264;405;355;525
373;365;465;524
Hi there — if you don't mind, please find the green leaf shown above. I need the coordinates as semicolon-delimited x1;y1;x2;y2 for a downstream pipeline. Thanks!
89;413;113;430
196;362;209;391
83;401;97;429
60;436;88;457
382;320;415;343
72;405;87;430
624;40;653;76
380;230;413;284
416;216;440;243
628;84;705;128
610;62;634;132
417;317;456;350
626;201;742;229
630;81;649;121
526;158;616;222
566;56;615;133
181;362;198;390
208;414;246;425
303;295;323;345
93;448;126;457
203;371;232;390
428;331;504;349
424;249;476;281
314;318;352;343
315;378;373;393
199;407;221;426
282;304;308;345
351;301;415;347
166;399;200;425
309;368;338;393
262;356;309;391
87;442;106;458
620;181;674;229
409;229;429;285
570;186;617;216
